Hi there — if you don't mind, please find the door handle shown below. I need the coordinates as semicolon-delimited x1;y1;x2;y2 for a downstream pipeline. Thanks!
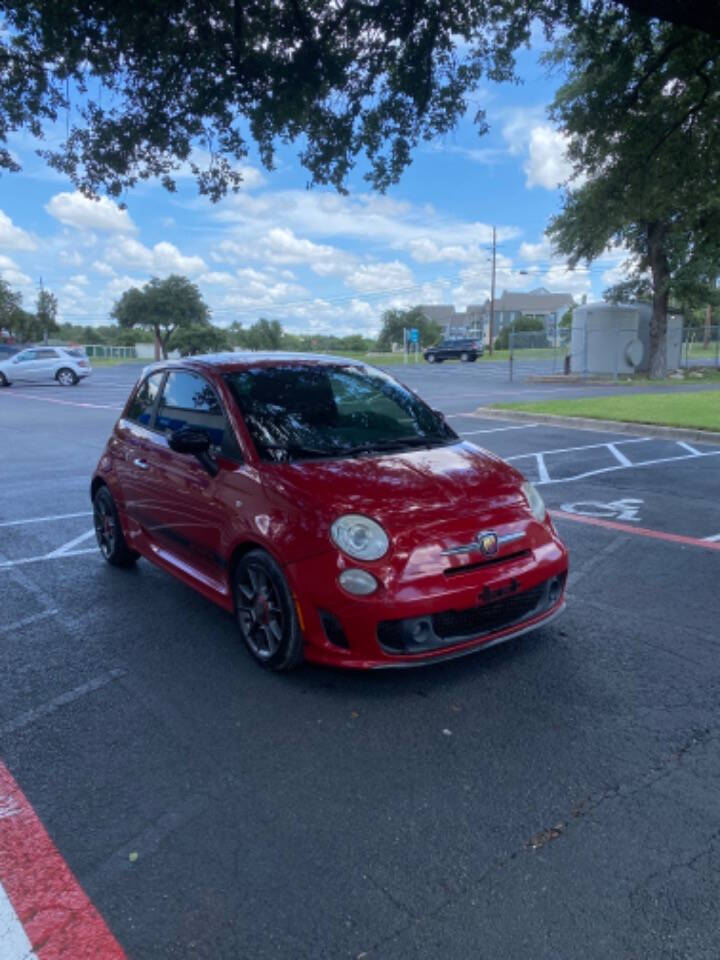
133;458;149;470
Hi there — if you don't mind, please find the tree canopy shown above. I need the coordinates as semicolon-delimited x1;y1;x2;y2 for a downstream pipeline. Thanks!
111;275;210;358
0;1;716;200
546;9;720;377
376;308;442;351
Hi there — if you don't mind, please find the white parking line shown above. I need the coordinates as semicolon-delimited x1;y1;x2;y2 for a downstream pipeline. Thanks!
0;392;121;410
0;882;37;960
0;529;97;570
607;443;633;467
677;441;701;455
534;450;720;485
1;610;58;634
504;437;720;485
459;424;539;435
0;511;91;528
508;436;652;460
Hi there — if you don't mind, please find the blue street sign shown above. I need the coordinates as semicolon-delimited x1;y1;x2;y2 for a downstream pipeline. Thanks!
409;328;419;343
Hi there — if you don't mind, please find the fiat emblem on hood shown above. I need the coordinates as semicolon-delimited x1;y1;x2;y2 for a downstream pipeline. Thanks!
441;529;525;557
477;531;499;556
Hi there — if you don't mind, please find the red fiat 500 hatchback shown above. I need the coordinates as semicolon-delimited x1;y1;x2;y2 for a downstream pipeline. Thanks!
91;354;568;670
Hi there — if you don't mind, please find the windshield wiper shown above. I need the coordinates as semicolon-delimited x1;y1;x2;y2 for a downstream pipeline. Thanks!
339;435;449;455
262;442;336;459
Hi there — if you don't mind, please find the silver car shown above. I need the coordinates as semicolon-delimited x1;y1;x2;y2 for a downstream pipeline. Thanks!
0;346;92;386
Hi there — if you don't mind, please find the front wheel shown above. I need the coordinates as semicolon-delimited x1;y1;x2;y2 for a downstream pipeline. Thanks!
234;549;303;671
426;354;436;363
56;367;78;386
93;487;139;567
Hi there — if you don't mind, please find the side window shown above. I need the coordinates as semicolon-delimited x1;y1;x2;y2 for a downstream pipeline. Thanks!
126;372;164;427
14;350;37;363
36;348;59;359
156;371;240;458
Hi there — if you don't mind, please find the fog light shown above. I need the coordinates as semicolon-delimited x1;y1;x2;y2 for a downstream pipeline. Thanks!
548;577;563;604
338;568;378;595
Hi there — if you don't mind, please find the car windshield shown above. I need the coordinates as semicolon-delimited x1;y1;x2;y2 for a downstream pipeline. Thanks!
225;364;457;462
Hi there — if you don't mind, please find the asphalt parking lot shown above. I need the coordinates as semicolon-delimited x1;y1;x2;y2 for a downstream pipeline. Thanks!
2;363;720;959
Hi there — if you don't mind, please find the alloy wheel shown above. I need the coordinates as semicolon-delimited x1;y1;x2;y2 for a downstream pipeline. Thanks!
93;495;116;558
236;563;285;660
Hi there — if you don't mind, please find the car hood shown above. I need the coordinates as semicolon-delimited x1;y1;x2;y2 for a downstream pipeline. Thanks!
266;441;527;530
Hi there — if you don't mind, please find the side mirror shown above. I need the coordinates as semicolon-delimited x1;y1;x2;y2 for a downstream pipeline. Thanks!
169;428;210;455
169;428;219;477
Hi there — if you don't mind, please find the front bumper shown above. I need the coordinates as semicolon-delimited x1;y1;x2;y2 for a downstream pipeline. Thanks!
287;537;568;669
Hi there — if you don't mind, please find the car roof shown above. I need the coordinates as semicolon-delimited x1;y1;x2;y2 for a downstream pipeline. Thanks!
142;352;371;376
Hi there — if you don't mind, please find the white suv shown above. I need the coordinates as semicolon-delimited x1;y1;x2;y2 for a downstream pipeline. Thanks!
0;346;92;386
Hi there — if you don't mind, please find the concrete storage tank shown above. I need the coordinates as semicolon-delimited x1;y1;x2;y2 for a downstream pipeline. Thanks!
570;302;683;375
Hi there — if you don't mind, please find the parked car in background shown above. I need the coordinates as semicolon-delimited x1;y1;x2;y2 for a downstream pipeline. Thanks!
0;346;91;386
91;353;567;672
423;338;484;363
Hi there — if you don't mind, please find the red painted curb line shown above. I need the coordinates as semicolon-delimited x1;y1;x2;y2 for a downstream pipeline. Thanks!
0;760;127;960
550;509;720;551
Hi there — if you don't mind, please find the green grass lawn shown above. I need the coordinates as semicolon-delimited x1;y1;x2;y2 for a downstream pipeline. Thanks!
494;391;720;431
88;357;144;366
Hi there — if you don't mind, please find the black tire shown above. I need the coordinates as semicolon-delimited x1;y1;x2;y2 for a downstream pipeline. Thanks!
93;486;139;567
234;549;303;671
460;352;470;362
426;353;436;363
0;372;9;387
56;367;78;386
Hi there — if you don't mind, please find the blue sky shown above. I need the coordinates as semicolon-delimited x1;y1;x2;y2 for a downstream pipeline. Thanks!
0;39;627;336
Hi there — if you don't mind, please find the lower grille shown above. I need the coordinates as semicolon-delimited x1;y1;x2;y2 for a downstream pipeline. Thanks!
377;575;565;654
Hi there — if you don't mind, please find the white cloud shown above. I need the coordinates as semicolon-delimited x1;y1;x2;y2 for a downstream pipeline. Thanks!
57;248;84;267
0;254;32;288
212;227;355;276
407;238;488;265
214;189;519;257
69;273;90;286
46;192;137;233
198;271;237;286
345;261;414;294
174;152;265;190
525;126;574;190
106;275;142;297
92;260;116;277
106;237;206;274
0;210;36;250
500;108;575;191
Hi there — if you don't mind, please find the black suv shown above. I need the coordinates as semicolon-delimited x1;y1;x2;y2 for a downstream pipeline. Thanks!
423;338;483;363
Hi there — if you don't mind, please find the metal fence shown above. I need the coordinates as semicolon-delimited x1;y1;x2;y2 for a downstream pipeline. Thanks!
508;324;719;382
680;326;720;370
82;344;137;359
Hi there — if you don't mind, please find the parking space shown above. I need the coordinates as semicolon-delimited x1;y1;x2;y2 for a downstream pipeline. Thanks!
2;365;720;959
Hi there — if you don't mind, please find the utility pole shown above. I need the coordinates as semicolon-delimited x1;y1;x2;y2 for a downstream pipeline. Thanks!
488;226;496;356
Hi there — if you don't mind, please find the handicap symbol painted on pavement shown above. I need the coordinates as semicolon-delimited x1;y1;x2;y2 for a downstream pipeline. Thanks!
560;498;644;522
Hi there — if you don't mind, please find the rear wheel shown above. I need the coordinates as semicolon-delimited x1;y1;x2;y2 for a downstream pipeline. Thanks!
93;487;138;567
426;353;436;363
0;372;9;387
234;549;303;671
56;367;78;386
460;352;470;362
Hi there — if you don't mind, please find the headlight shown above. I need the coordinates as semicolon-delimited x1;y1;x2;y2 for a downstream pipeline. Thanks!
522;481;546;522
331;514;389;561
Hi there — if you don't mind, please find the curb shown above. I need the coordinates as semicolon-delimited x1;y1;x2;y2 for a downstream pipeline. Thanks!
473;407;720;446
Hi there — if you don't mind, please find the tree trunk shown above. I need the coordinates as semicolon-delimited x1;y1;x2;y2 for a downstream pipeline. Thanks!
647;222;669;379
704;304;711;349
